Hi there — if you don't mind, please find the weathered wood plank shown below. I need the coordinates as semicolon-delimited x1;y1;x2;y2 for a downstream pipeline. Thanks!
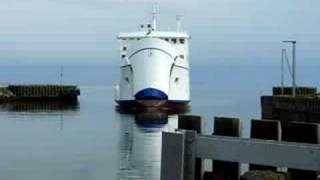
160;131;185;180
196;135;320;171
178;115;203;180
183;130;197;180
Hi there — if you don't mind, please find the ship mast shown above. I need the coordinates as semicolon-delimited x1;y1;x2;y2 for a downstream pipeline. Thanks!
176;15;182;32
152;2;157;31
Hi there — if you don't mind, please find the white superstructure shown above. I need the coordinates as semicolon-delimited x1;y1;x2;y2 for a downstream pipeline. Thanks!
115;8;190;108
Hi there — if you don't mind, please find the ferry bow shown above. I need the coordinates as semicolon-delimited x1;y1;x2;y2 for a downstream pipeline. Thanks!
115;8;190;110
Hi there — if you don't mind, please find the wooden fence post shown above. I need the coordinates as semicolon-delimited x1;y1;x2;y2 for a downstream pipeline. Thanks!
178;115;203;180
160;131;185;180
282;121;320;180
182;130;197;180
249;119;281;171
212;116;241;180
178;115;202;133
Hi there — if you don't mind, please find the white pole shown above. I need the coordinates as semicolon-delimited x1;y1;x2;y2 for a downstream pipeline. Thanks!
176;15;182;32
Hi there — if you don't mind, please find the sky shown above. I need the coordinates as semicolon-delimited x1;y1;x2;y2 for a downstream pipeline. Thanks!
1;0;320;66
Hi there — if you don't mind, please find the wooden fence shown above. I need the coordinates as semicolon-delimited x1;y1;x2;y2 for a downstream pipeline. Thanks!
161;115;320;180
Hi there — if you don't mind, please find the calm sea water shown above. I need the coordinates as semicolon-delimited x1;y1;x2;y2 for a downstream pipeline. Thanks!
0;65;319;179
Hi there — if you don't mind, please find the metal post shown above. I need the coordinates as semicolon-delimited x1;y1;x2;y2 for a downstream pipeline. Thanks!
281;49;285;95
283;41;297;97
292;41;296;97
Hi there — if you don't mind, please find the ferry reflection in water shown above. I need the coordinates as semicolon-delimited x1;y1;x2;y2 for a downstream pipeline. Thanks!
117;110;179;180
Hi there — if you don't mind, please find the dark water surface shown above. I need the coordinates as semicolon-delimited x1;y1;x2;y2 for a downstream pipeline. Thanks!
0;65;319;179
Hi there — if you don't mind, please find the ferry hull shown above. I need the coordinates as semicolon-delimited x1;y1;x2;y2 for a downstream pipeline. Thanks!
116;100;190;113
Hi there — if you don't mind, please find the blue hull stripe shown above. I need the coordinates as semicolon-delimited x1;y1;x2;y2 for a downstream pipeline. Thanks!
116;100;190;104
135;88;168;100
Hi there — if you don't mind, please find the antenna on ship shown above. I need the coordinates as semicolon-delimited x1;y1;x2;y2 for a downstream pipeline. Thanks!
176;15;182;32
152;2;158;31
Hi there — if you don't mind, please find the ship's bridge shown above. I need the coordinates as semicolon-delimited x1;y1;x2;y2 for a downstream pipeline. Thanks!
117;31;190;40
118;31;190;69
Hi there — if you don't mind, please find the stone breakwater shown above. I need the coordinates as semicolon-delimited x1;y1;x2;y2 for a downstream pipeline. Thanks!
0;85;80;102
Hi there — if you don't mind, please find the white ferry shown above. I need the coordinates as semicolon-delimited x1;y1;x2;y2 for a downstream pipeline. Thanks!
115;7;190;110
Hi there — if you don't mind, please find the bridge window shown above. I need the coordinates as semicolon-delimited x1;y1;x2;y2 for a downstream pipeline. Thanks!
165;38;169;42
123;46;127;51
121;54;126;58
180;55;185;59
180;38;185;44
171;38;177;44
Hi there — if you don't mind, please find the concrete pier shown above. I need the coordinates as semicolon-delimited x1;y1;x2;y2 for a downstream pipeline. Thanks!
261;86;320;123
272;86;317;96
261;86;320;180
